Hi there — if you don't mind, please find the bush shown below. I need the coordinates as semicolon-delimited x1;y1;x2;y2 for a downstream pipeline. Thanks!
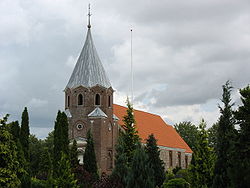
163;178;190;188
31;178;47;188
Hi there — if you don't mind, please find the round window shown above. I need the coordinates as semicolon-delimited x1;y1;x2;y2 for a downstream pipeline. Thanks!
77;124;83;130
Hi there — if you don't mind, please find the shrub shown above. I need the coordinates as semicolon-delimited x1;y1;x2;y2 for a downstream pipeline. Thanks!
163;178;190;188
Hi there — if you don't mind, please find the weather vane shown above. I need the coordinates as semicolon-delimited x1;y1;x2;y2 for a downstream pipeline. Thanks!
87;4;92;28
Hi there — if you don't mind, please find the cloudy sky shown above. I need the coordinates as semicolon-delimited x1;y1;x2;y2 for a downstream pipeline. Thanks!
1;0;249;138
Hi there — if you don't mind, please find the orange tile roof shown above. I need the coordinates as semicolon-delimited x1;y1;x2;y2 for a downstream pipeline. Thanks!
113;104;192;153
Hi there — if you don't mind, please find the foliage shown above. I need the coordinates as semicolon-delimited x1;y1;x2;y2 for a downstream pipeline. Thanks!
53;111;69;178
31;177;47;188
125;144;155;188
163;178;190;188
112;133;129;186
189;120;214;188
122;100;140;164
29;134;44;177
0;115;21;187
73;165;92;188
20;107;31;188
212;81;235;188
207;122;218;150
93;173;123;188
145;134;165;187
174;121;199;151
70;139;79;173
83;130;99;181
55;152;78;188
229;85;250;188
20;107;30;161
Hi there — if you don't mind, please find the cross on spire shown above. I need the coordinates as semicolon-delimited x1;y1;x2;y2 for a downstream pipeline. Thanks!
87;4;91;29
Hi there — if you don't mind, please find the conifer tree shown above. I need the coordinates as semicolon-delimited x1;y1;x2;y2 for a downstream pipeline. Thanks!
230;85;250;188
55;152;78;188
0;115;21;187
112;133;129;185
125;144;154;188
122;100;140;164
9;121;27;183
145;134;165;187
83;129;98;181
53;111;69;177
212;81;235;188
189;120;214;188
20;107;31;188
70;139;79;174
20;107;30;160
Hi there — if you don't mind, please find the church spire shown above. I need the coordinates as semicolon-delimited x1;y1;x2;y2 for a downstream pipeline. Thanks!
66;6;111;89
87;4;91;29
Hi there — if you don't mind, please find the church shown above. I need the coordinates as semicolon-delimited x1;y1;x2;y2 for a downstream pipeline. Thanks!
64;11;192;174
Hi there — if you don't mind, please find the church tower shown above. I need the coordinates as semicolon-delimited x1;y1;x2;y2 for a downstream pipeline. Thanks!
64;7;118;174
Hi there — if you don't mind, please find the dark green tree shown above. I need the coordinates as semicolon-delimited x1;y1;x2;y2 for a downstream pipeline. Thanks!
0;115;21;187
55;152;78;188
53;111;69;177
212;81;235;188
9;121;27;183
229;85;250;188
174;121;199;151
83;130;98;181
30;134;44;177
122;100;140;164
145;134;165;187
189;120;214;188
20;107;30;160
207;122;218;150
70;139;79;173
125;144;154;188
112;133;129;186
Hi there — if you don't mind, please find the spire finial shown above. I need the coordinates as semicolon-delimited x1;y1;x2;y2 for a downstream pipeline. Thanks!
87;4;91;29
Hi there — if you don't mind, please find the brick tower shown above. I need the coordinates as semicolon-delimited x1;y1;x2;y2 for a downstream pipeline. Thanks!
64;9;119;174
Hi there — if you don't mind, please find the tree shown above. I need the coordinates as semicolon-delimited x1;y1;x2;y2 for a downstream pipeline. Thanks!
212;81;235;188
207;122;218;150
174;121;199;151
70;139;79;174
20;107;31;188
189;120;214;188
229;85;250;188
55;152;78;188
122;100;140;164
29;134;44;177
9;121;27;184
125;144;154;188
83;130;98;181
145;134;165;187
20;107;30;160
0;115;21;187
112;133;129;186
53;111;69;177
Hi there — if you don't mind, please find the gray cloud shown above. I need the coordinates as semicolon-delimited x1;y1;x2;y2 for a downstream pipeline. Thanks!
1;0;249;137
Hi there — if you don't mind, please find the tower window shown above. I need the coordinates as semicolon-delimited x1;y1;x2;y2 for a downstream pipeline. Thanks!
78;94;83;105
67;95;70;107
95;94;100;105
108;95;111;107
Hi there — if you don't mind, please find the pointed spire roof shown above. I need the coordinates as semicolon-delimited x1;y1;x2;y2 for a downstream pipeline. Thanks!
66;27;111;89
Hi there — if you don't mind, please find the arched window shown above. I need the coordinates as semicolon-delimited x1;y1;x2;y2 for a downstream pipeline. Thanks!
67;95;70;107
78;94;83;105
95;94;100;105
108;95;111;107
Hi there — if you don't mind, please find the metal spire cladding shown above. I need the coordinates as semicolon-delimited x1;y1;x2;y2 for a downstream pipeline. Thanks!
66;26;111;89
